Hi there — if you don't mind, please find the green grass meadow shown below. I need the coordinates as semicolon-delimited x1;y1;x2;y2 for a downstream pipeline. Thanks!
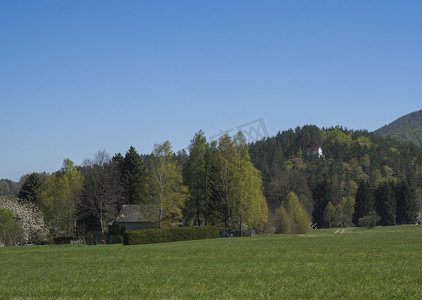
1;225;421;299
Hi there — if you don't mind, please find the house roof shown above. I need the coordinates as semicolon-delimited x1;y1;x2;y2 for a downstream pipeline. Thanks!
116;204;159;223
305;145;322;153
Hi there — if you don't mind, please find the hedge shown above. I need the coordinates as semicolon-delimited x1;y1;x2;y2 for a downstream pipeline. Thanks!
124;226;219;245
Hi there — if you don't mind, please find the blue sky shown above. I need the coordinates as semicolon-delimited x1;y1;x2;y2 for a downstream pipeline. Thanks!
1;1;421;181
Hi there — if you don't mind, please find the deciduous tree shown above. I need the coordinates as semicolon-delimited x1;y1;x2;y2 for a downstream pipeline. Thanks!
149;141;189;228
39;159;83;236
79;150;124;233
275;192;310;234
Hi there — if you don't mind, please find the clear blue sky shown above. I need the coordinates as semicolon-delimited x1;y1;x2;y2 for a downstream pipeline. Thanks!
1;1;421;181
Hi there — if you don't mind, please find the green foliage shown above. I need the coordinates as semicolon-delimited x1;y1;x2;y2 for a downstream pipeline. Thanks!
323;201;337;228
124;225;219;245
375;182;396;225
0;179;21;197
39;159;83;236
275;192;310;234
149;141;189;228
338;196;355;227
84;231;106;245
116;146;149;205
374;109;422;147
0;208;24;246
395;180;417;224
358;211;381;228
249;125;422;228
106;222;124;244
17;173;42;203
312;181;332;228
183;131;209;226
210;133;268;232
353;181;375;225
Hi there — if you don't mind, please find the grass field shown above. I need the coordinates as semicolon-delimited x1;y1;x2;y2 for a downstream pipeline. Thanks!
1;225;421;299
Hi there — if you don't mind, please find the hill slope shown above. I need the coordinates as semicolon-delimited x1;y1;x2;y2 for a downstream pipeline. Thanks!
374;110;422;147
249;125;422;216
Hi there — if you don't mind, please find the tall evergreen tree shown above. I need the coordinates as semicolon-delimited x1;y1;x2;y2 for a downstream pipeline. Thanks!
18;173;42;204
375;182;396;225
395;180;417;224
312;181;332;228
352;181;375;225
115;146;148;205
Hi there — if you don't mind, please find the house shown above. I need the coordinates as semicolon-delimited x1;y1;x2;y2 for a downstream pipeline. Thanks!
305;145;323;157
116;204;159;230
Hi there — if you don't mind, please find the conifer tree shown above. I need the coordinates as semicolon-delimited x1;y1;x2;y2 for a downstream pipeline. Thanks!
119;146;148;205
312;181;332;228
375;182;396;225
395;180;417;224
18;173;42;204
353;181;375;225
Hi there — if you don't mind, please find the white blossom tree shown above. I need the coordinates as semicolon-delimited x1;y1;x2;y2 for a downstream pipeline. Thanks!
0;197;49;243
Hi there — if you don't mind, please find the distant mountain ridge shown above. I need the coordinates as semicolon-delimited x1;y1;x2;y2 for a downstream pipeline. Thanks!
374;110;422;147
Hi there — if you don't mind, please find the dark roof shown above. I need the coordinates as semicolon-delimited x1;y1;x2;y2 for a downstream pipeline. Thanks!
116;204;159;223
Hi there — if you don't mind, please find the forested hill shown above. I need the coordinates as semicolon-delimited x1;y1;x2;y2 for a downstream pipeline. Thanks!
249;125;422;212
374;110;422;147
0;179;21;197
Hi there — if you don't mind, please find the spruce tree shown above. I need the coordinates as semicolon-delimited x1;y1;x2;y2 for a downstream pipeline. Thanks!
375;182;396;225
120;146;148;205
395;180;417;224
352;181;375;225
312;181;332;228
18;173;42;204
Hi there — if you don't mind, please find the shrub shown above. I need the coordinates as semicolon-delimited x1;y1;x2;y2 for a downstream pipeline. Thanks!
124;226;219;245
359;211;381;228
0;208;24;246
106;222;124;244
85;231;106;245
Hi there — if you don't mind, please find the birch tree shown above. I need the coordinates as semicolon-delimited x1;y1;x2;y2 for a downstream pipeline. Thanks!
39;159;83;236
149;141;189;228
212;133;267;233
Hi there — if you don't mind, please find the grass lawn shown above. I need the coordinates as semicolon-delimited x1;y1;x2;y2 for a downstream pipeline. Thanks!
1;225;421;299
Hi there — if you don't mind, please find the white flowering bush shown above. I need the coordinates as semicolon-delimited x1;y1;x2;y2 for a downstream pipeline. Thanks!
0;197;49;243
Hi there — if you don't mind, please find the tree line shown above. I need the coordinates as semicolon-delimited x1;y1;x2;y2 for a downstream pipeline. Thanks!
2;125;422;245
2;131;268;244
